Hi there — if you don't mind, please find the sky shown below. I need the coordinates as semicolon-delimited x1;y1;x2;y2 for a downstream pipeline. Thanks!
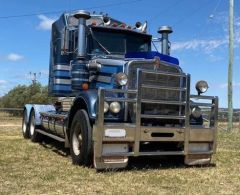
0;0;239;108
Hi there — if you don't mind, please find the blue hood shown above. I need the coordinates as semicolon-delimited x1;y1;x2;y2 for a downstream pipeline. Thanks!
125;51;179;66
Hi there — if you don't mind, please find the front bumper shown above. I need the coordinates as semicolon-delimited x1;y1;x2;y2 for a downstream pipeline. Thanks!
93;69;218;169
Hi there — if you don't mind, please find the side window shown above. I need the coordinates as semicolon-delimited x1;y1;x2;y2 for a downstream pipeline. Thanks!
86;33;93;55
68;29;78;53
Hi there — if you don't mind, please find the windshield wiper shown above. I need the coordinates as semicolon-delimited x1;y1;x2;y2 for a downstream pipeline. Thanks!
89;28;111;55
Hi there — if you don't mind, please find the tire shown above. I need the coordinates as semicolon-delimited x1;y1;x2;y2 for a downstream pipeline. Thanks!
70;109;92;166
29;110;42;142
22;109;30;139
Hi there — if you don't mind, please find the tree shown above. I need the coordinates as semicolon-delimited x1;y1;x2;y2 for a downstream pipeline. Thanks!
0;83;55;108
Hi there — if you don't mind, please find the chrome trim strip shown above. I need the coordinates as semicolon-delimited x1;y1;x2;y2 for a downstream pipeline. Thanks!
35;129;65;142
188;151;213;155
141;84;187;91
142;70;186;77
96;75;112;83
105;97;137;103
104;89;137;94
54;78;71;85
134;69;142;156
95;89;105;158
141;99;186;105
190;102;215;107
71;71;89;75
71;78;89;81
190;95;216;99
141;114;186;120
184;74;191;155
53;65;70;71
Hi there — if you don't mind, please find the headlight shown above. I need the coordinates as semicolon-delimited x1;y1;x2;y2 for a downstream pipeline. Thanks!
191;106;202;118
115;73;128;86
109;102;121;113
104;101;109;113
195;80;209;95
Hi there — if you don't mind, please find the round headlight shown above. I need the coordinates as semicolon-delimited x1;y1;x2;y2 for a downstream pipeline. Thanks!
195;80;209;95
104;101;109;113
115;73;128;86
191;106;202;118
109;102;121;113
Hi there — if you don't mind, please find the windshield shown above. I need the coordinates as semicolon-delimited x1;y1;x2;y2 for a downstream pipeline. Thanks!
88;27;151;55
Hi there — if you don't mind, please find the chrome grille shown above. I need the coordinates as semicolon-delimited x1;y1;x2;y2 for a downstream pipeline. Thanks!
127;60;180;89
126;60;186;125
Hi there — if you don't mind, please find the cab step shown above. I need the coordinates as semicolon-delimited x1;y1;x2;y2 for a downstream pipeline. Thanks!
35;129;65;142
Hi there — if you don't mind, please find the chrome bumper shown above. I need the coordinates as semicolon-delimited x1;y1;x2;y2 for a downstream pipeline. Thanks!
93;69;218;162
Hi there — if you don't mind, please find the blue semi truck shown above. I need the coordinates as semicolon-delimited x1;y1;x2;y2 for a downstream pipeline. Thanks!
22;10;218;170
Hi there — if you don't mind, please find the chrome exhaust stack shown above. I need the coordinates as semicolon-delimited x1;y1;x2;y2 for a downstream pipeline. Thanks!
158;26;173;55
73;10;91;58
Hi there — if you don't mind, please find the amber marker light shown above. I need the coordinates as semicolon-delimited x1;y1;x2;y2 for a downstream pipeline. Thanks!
82;83;89;90
112;22;118;27
120;23;126;28
91;21;97;26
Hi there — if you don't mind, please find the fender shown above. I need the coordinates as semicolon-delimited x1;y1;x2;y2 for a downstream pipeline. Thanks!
65;89;98;147
71;89;98;120
23;104;55;125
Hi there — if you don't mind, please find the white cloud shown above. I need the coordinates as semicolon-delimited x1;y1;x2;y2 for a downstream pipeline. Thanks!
6;53;24;61
219;82;240;89
0;80;7;86
172;38;227;53
37;15;55;30
171;12;240;54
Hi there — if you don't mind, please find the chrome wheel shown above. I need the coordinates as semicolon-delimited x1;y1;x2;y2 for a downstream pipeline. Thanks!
30;114;35;137
22;110;30;139
70;109;92;166
22;117;27;134
72;124;82;156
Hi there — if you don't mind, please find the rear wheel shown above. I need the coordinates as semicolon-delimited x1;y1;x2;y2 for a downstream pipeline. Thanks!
70;109;92;166
22;109;29;139
29;110;42;142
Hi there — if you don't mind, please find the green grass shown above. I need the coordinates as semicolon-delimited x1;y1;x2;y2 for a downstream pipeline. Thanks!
0;122;240;194
0;112;22;125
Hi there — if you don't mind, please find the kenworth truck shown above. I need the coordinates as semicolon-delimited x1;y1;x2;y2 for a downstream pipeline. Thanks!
22;10;218;170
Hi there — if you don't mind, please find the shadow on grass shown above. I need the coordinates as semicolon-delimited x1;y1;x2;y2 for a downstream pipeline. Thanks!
128;156;185;170
37;136;216;172
126;156;216;171
39;136;70;157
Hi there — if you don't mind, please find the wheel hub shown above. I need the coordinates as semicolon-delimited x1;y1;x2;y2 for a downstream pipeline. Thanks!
72;127;82;156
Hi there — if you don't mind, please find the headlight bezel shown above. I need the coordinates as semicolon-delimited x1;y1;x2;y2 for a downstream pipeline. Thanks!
191;106;202;118
195;80;209;95
115;72;128;86
109;101;121;114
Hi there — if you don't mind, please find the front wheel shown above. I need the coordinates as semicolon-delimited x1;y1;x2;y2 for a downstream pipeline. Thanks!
70;109;92;166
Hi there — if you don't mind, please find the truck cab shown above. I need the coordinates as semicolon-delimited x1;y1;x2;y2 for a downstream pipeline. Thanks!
22;10;218;170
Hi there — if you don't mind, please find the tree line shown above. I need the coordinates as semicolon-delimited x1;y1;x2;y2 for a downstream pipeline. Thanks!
0;83;55;109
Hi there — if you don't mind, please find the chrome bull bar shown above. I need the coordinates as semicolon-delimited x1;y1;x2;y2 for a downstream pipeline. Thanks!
93;69;218;159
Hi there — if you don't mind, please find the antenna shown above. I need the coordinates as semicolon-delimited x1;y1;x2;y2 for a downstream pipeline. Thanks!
29;72;41;84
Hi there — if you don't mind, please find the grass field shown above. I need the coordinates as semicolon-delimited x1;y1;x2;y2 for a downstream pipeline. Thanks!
0;120;240;195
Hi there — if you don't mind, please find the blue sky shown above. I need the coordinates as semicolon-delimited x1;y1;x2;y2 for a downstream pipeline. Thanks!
0;0;239;108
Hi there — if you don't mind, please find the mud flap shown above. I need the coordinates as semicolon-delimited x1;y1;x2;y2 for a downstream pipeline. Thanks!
184;154;211;166
94;155;128;171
